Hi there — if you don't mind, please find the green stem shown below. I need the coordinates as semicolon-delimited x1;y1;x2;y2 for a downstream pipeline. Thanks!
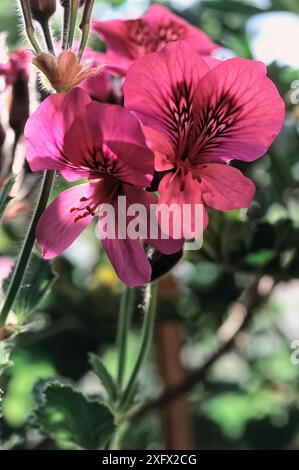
116;286;136;392
67;0;80;49
19;0;42;54
41;20;55;55
118;283;158;413
0;170;55;328
62;4;71;50
77;0;95;62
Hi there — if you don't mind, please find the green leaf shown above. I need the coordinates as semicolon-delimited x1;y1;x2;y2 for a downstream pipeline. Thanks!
0;176;16;219
89;353;117;403
201;0;264;15
3;254;57;319
32;381;115;449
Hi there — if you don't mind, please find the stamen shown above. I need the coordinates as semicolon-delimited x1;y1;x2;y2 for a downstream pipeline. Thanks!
70;194;98;223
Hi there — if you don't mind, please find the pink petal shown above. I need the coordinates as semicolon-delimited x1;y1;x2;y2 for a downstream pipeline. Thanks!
25;88;91;179
93;5;217;77
122;183;184;254
65;102;154;187
99;194;151;286
36;183;97;259
80;70;112;102
203;55;222;69
101;236;152;287
158;171;208;239
198;163;256;210
146;4;217;54
98;53;134;77
142;126;174;171
124;41;209;142
192;58;285;163
0;256;14;282
92;19;137;62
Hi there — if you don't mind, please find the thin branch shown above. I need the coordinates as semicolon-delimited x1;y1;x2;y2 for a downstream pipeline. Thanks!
130;276;277;422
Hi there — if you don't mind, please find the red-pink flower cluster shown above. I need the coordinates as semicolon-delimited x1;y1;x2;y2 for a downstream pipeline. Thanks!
24;4;285;286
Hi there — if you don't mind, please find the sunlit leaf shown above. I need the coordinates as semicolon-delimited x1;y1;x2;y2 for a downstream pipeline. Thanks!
89;353;117;403
32;381;115;449
3;254;57;319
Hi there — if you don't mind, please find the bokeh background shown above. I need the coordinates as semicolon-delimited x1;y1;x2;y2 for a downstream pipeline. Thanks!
1;0;299;450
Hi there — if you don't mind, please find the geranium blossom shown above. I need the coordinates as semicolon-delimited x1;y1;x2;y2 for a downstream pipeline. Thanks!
0;49;31;86
78;48;113;103
93;3;217;76
124;41;285;238
25;88;182;286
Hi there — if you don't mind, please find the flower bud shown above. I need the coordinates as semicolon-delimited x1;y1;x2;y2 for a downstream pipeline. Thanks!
29;0;56;23
8;73;30;139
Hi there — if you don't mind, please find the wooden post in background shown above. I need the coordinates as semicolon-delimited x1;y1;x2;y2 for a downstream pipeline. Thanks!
155;321;194;450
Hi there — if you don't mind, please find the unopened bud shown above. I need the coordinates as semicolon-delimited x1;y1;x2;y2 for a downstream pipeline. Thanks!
29;0;57;23
8;74;30;139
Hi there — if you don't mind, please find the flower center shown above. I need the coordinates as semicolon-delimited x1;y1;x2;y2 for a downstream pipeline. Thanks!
70;176;120;224
164;83;242;167
127;20;154;57
157;21;186;49
70;195;97;223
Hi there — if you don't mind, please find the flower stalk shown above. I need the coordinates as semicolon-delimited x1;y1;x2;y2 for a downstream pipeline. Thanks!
118;282;158;413
67;0;80;49
78;0;95;62
29;0;57;54
40;19;55;54
0;170;55;328
19;0;42;54
61;2;71;50
116;286;136;392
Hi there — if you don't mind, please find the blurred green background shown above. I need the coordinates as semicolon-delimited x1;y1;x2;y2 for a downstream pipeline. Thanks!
1;0;299;450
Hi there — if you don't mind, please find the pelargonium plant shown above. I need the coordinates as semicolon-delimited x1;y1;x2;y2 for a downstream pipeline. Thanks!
0;0;284;450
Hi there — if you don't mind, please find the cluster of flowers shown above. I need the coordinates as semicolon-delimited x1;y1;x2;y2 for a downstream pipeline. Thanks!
24;3;285;286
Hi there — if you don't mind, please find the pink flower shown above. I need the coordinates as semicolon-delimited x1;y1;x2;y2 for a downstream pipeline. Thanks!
93;3;217;76
78;48;113;103
25;88;182;286
124;41;285;238
0;49;31;86
0;256;13;283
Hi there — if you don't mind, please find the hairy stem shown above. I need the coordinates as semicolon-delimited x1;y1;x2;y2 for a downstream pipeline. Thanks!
116;286;136;392
62;4;71;50
19;0;42;53
77;0;95;62
67;0;80;49
41;20;55;54
118;283;158;413
0;170;55;327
